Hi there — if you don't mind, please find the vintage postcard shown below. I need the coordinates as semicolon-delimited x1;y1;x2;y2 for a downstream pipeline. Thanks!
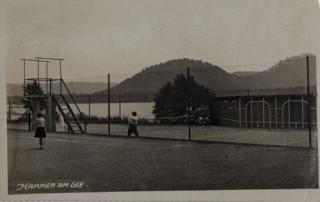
1;0;320;201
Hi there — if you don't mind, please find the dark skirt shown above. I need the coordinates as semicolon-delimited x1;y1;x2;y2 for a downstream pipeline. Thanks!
35;127;46;138
128;124;139;136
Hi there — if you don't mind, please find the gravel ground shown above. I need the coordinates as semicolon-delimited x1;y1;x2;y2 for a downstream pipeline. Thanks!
7;130;318;194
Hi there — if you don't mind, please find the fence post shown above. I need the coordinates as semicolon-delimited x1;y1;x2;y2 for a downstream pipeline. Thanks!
301;96;304;129
37;58;40;82
262;97;265;128
49;79;52;95
59;59;62;94
46;61;48;94
28;101;31;132
288;96;291;129
8;97;11;121
107;73;111;136
306;55;312;148
119;94;122;117
187;67;191;141
238;97;241;127
88;95;91;118
275;96;278;128
23;59;26;93
250;96;253;127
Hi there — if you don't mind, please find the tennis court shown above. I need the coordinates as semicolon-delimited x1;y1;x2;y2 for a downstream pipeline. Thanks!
8;122;318;148
7;129;318;194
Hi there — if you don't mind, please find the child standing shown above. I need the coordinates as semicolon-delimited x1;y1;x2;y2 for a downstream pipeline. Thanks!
34;112;46;150
128;111;139;137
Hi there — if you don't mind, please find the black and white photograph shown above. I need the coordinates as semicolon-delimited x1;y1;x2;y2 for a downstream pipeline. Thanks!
2;0;320;200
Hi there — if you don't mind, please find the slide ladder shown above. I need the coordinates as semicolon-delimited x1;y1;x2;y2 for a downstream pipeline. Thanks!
53;79;87;134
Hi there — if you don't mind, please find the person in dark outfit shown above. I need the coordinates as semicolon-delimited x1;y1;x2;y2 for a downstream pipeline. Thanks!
34;112;46;150
128;111;139;137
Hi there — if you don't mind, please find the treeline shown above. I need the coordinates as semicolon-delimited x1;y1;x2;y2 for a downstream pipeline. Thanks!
70;93;156;103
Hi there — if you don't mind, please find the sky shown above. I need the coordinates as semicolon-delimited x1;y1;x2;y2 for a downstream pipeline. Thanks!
4;0;320;83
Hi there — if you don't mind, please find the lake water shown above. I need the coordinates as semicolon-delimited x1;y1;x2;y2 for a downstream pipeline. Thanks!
70;102;155;118
7;102;155;119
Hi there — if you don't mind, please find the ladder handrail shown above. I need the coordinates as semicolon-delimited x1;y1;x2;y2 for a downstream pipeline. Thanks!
60;79;87;132
52;95;75;133
59;94;84;133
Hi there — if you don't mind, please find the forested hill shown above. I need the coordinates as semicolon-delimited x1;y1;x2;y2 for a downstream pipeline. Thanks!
96;54;316;96
98;58;245;94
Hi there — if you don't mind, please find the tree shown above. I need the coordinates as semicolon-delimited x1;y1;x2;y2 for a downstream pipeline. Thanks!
22;80;44;110
153;74;217;123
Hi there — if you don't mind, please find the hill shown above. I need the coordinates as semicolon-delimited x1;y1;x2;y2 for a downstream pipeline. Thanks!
96;54;316;96
98;58;245;95
243;54;316;89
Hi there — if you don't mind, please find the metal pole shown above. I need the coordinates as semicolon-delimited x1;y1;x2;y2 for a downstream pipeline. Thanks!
262;97;265;128
119;94;122;117
288;96;291;129
301;96;304;129
28;98;31;131
187;67;191;141
238;97;241;127
59;59;62;94
49;79;52;95
46;62;48;94
88;95;91;118
306;55;312;148
108;74;111;136
37;59;40;82
250;96;253;127
8;97;11;121
275;96;278;128
23;59;26;92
